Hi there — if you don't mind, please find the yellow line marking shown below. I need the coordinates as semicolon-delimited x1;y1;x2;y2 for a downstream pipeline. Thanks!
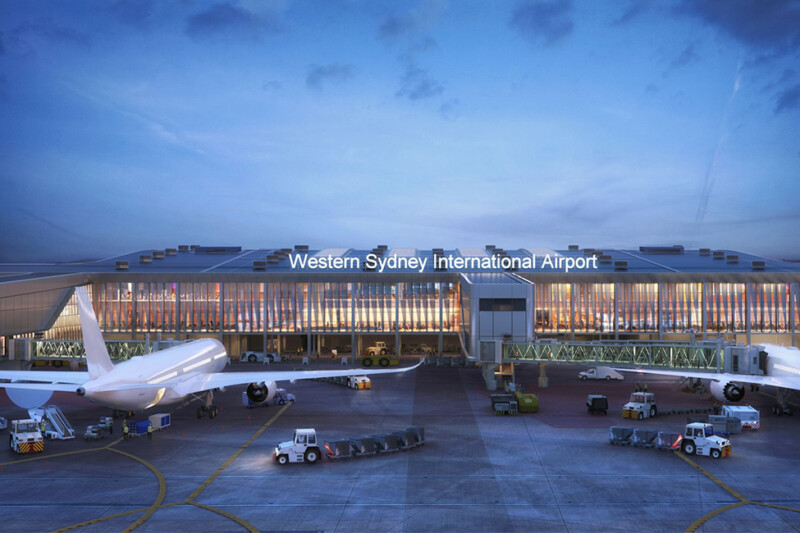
185;401;292;502
676;450;800;532
685;501;748;533
674;450;748;501
189;501;259;533
109;447;168;533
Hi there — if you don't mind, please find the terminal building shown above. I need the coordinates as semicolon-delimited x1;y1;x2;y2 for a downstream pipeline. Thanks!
1;244;799;362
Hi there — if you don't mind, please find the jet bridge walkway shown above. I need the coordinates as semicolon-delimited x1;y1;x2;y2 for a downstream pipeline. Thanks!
502;341;723;371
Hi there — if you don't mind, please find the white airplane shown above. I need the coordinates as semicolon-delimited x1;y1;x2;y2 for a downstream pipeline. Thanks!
0;287;420;417
617;343;800;415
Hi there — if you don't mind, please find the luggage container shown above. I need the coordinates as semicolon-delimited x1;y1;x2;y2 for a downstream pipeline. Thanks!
405;426;425;446
515;392;539;413
324;440;354;460
708;415;742;436
609;426;634;445
490;394;515;410
374;433;401;453
632;429;659;448
148;413;171;431
587;394;608;415
494;401;518;415
656;432;683;450
352;437;378;456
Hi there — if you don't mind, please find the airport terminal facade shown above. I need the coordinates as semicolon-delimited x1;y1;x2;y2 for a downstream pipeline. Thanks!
1;245;799;360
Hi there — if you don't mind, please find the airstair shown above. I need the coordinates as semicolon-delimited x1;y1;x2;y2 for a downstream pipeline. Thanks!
28;405;75;440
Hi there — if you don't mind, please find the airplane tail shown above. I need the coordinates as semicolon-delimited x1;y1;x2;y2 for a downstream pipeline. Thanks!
75;286;115;379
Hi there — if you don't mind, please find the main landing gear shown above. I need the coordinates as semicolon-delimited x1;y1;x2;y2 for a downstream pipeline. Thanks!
772;389;794;417
196;391;219;419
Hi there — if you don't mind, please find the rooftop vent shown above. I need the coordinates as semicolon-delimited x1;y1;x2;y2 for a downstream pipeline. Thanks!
726;255;739;264
699;248;710;256
639;245;684;254
165;248;177;256
115;261;129;271
294;244;309;253
713;250;725;259
253;260;266;271
139;255;152;264
178;245;189;253
752;260;766;271
614;261;628;271
568;244;579;251
377;244;388;251
598;255;612;264
266;255;280;263
485;244;496;252
583;248;595;255
196;246;242;254
152;250;165;260
280;248;292;254
190;245;199;251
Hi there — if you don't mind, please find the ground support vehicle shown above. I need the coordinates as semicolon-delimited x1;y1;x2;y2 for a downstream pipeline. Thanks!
127;420;152;438
708;415;742;436
148;413;171;430
0;417;6;430
721;405;760;429
325;427;425;460
361;354;399;367
242;388;294;408
273;428;322;464
9;419;44;454
578;367;624;380
314;375;372;389
622;392;658;420
515;392;539;413
97;417;112;431
28;405;75;440
83;425;104;440
681;423;731;458
240;351;280;363
587;394;608;415
364;341;390;356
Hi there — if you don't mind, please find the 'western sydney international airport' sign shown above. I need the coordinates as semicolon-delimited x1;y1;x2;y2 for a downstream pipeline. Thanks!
290;253;599;273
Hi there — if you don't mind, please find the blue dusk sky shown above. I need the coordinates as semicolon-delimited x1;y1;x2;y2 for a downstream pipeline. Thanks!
1;0;799;262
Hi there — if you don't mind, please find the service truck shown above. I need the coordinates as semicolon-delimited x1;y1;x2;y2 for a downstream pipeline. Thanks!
721;405;760;430
273;428;321;465
622;392;658;420
9;419;44;454
681;422;731;458
578;366;624;380
364;341;390;356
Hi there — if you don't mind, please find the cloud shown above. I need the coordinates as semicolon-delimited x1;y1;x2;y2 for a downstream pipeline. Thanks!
262;80;282;91
670;43;699;68
305;63;354;90
376;1;446;42
185;2;278;42
644;83;659;94
107;0;155;31
612;1;653;26
439;98;460;120
13;20;91;48
775;84;800;114
396;64;442;100
677;0;800;54
510;0;573;46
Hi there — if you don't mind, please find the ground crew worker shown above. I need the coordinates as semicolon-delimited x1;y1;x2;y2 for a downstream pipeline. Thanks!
40;420;46;436
643;383;648;392
123;422;129;440
109;419;113;435
147;423;153;441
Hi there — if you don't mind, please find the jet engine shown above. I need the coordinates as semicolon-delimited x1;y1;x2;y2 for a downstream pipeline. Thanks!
710;380;745;402
246;381;277;405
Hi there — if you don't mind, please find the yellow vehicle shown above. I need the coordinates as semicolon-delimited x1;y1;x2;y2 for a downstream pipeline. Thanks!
361;354;399;367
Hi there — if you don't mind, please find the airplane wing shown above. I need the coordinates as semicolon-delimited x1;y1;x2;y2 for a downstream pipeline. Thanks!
0;370;89;385
614;367;800;391
172;361;424;397
0;382;83;392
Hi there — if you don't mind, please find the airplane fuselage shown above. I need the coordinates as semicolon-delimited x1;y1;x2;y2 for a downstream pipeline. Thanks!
81;339;227;410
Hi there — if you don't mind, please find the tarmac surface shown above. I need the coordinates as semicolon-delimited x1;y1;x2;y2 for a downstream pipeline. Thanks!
1;360;800;532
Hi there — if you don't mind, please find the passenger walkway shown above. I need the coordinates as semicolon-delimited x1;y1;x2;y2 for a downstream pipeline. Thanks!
503;341;722;370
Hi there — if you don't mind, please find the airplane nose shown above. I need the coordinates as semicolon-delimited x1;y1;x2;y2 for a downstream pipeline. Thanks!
76;387;85;396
